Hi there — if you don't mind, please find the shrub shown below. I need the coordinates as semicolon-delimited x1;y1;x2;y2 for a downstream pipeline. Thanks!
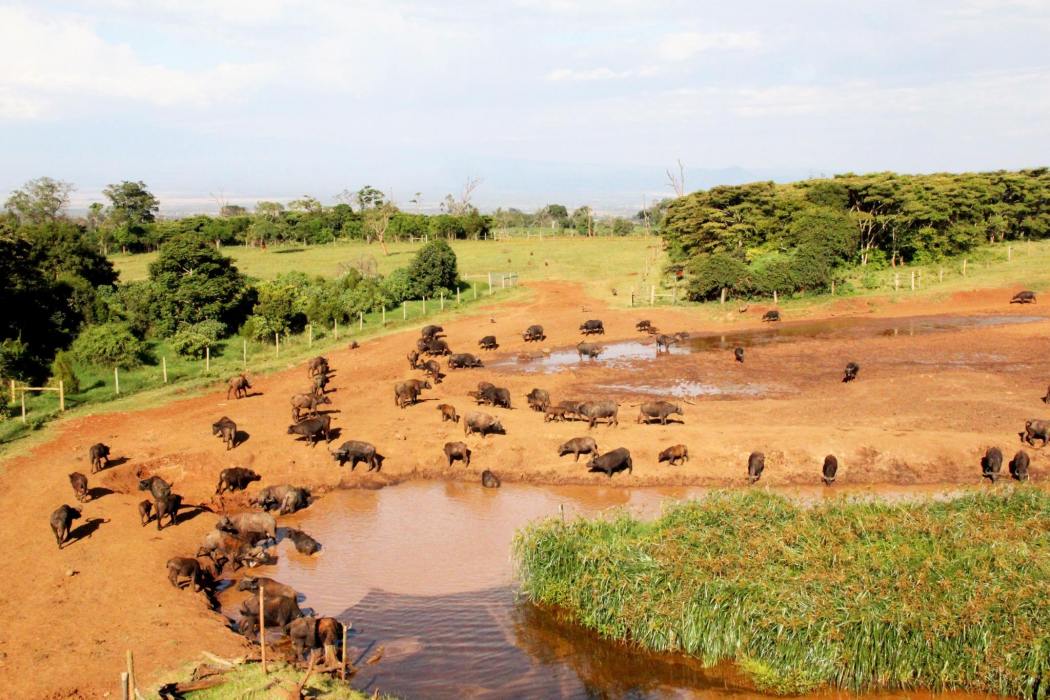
685;252;747;301
71;323;147;368
170;320;225;358
49;350;80;394
406;240;458;298
381;268;414;305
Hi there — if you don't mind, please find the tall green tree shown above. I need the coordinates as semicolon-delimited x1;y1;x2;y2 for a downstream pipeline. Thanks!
4;177;74;224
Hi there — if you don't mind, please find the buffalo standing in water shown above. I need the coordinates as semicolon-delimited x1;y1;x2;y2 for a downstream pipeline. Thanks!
981;447;1003;483
481;470;501;488
747;452;765;484
822;455;838;485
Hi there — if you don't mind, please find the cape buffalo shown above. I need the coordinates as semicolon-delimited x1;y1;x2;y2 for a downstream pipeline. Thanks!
331;440;382;471
981;447;1003;483
407;350;422;369
526;388;550;412
544;406;569;422
291;393;331;422
637;401;683;425
438;404;460;423
212;416;238;450
285;616;343;661
636;320;652;331
166;557;202;591
448;353;483;369
579;400;619;429
1011;290;1036;304
557;400;583;419
822;455;838;485
444;441;471;467
139;476;172;500
237;576;297;600
523;324;545;342
286;528;321;555
424;338;451;356
580;319;605;335
138;499;153;527
843;362;860;383
255;485;310;514
464;412;504;437
217;512;277;540
50;504;81;548
421;359;443;383
1009;450;1030;481
481;470;501;488
654;334;677;352
475;386;511;409
287;415;332;446
762;310;781;322
577;342;603;360
89;443;110;473
748;452;765;484
734;347;744;363
1043;385;1050;404
68;472;89;502
239;594;303;638
227;374;252;400
215;467;261;495
587;448;632;477
154;492;182;530
658;444;689;466
1023;419;1050;447
394;379;431;408
478;335;498;350
421;324;445;340
307;356;329;376
559;437;598;462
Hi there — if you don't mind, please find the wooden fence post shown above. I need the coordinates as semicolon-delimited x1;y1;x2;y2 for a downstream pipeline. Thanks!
121;672;129;700
440;292;445;311
831;280;835;295
59;380;64;411
358;311;363;330
242;340;247;370
9;378;14;402
126;650;136;697
114;367;120;395
488;272;492;291
650;285;655;306
275;332;280;358
205;346;210;372
962;259;968;276
334;320;339;340
382;307;386;325
939;267;944;283
473;282;477;300
162;356;168;383
457;288;461;304
403;301;407;320
341;624;349;680
894;273;900;291
20;390;26;424
910;270;915;291
259;587;267;674
773;290;778;304
720;288;726;305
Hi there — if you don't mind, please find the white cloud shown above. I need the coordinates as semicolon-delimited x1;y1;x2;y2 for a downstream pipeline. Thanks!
0;6;267;119
547;66;656;81
657;31;762;61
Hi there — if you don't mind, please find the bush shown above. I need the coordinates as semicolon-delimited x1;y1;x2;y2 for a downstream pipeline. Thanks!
381;268;414;305
49;350;80;394
685;252;747;301
406;239;458;298
71;323;147;368
170;320;225;358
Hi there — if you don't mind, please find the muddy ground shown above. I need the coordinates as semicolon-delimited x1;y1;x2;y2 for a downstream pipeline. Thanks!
1;281;1047;699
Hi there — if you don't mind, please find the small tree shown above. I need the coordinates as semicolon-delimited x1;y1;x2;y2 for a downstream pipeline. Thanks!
406;239;458;298
71;323;147;368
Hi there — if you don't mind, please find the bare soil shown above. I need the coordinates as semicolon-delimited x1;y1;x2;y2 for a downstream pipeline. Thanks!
1;281;1047;699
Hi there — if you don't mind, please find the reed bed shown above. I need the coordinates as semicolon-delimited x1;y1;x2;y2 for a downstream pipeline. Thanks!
514;489;1050;697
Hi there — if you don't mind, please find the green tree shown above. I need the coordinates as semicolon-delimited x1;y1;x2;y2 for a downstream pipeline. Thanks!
4;177;74;224
406;239;458;298
103;180;159;227
147;233;252;336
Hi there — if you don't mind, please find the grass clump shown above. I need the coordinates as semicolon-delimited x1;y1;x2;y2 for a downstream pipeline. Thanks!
514;489;1050;697
150;661;380;699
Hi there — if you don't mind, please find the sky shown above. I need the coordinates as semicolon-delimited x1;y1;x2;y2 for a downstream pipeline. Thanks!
0;0;1048;214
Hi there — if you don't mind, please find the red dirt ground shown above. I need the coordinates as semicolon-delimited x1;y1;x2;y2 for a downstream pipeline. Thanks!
0;281;1047;698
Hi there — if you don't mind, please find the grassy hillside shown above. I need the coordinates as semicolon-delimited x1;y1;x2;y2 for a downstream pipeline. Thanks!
515;489;1050;697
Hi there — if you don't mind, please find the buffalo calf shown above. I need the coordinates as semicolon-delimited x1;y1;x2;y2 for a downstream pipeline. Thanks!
981;447;1003;483
50;504;81;548
658;444;689;466
438;404;460;423
286;528;321;555
166;557;201;591
68;472;89;502
444;441;471;468
481;470;501;488
747;452;765;484
138;499;154;526
1009;450;1030;481
822;455;838;485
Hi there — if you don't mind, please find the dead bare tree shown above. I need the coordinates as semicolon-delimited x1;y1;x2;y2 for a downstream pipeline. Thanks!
666;159;685;197
363;202;395;256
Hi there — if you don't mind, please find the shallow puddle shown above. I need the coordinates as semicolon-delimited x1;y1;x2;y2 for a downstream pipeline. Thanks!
491;314;1043;374
219;482;995;699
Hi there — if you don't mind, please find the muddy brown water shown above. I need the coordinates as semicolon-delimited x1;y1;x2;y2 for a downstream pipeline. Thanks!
491;314;1043;375
219;482;999;699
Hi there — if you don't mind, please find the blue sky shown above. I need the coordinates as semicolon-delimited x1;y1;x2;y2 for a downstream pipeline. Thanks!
1;0;1047;214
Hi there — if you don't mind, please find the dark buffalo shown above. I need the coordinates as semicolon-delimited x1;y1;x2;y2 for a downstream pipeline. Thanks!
658;444;689;466
636;320;652;331
50;504;81;548
217;512;277;540
227;374;252;400
1009;450;1030;481
478;335;498;350
523;324;545;342
558;437;598;462
1011;290;1036;304
424;338;452;357
421;324;445;340
285;616;343;662
822;455;838;485
544;406;569;422
166;557;202;591
481;386;512;409
287;415;332;446
1043;384;1050;404
331;440;382;471
981;447;1004;483
89;443;110;473
407;349;422;369
464;411;504;437
212;416;238;450
394;379;431;408
1023;419;1050;447
580;319;605;335
526;388;550;412
438;404;460;423
68;472;89;502
577;342;603;360
139;476;172;500
734;347;744;363
255;485;310;514
138;499;153;526
307;356;329;376
286;528;321;555
448;353;484;369
748;452;766;484
444;441;471;467
481;470;501;488
654;334;677;352
762;310;780;322
637;401;683;425
579;400;619;429
843;362;860;383
237;576;297;600
290;392;331;422
215;467;261;495
239;594;304;638
556;400;583;420
312;371;330;396
198;531;274;569
587;448;633;477
154;493;183;530
421;359;444;383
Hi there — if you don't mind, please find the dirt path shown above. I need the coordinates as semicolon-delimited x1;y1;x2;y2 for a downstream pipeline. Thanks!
1;281;1048;698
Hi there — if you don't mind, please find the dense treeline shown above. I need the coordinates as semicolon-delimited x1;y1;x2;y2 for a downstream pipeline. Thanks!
663;169;1050;301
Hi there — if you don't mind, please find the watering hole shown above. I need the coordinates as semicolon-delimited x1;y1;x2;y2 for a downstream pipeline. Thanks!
218;481;998;699
491;314;1044;375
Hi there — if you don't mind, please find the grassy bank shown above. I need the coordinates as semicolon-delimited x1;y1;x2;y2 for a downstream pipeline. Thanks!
150;661;375;699
0;285;525;451
514;489;1050;697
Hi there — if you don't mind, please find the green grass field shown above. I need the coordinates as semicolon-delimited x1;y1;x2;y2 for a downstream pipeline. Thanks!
515;489;1050;697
